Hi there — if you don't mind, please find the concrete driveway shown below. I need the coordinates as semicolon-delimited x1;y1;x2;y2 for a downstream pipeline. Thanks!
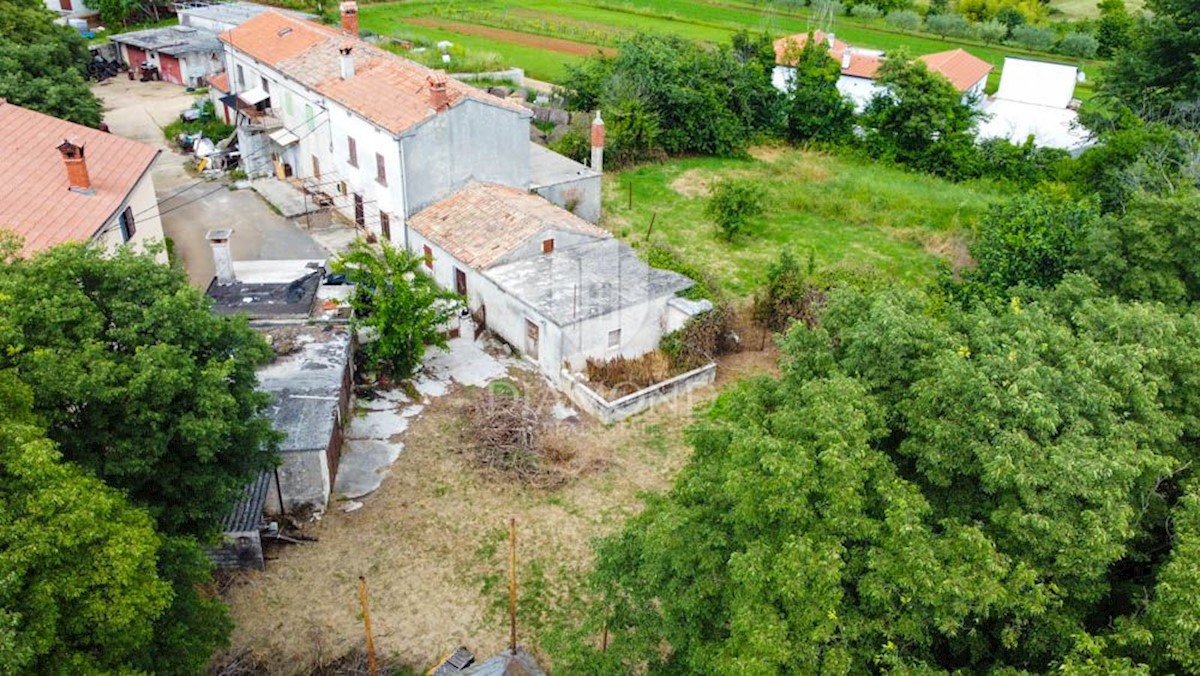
92;78;332;287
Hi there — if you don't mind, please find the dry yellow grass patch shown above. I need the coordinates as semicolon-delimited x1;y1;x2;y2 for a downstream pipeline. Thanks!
218;371;727;674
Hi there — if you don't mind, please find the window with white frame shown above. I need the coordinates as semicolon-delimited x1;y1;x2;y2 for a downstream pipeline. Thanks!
608;329;621;349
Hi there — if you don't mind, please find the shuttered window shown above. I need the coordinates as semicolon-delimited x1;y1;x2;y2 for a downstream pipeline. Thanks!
347;136;357;167
375;153;386;186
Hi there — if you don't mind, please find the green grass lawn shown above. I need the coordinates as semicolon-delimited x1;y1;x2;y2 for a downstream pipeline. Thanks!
602;147;1003;295
361;0;1103;90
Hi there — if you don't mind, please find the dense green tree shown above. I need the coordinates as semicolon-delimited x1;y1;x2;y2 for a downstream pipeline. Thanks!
0;244;278;538
1075;189;1200;305
781;32;854;144
1101;0;1200;119
1060;31;1100;58
1065;121;1198;211
0;370;171;673
963;192;1099;296
1095;0;1134;57
560;32;781;161
884;9;921;31
562;277;1200;672
331;240;462;379
0;0;101;127
860;50;982;176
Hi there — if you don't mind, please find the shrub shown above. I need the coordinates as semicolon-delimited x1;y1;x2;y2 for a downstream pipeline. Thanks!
660;304;738;370
925;12;971;38
885;9;921;31
812;0;844;16
1011;24;1056;51
549;128;590;164
850;3;881;19
1058;31;1099;58
705;179;766;241
976;19;1008;43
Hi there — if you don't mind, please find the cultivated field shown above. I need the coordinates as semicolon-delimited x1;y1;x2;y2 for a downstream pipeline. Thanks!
360;0;1102;90
602;146;1001;296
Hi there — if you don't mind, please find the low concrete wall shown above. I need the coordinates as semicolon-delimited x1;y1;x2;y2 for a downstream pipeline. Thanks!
562;362;717;424
450;67;525;86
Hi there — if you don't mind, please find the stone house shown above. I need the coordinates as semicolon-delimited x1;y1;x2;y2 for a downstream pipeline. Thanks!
0;99;166;259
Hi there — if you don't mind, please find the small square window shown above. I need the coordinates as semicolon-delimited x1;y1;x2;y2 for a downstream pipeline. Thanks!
542;238;554;254
608;329;621;349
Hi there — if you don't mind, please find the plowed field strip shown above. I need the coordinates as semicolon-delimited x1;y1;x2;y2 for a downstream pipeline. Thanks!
404;17;616;57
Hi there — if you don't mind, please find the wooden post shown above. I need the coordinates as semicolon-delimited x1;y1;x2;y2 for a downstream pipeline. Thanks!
509;517;518;654
601;620;609;652
627;182;632;210
358;576;378;676
645;211;657;240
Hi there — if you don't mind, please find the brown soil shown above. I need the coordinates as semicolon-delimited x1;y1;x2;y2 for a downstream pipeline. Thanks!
405;18;616;57
893;228;974;273
218;355;773;673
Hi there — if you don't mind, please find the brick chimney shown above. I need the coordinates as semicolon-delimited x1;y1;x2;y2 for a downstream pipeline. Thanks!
590;110;604;173
339;1;358;37
427;72;449;112
339;43;354;80
56;139;93;194
205;228;236;286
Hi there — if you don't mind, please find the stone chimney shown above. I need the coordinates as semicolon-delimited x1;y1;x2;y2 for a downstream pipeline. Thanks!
841;50;852;70
427;72;449;112
56;139;93;194
590;110;605;174
205;228;236;286
339;1;358;36
339;44;354;80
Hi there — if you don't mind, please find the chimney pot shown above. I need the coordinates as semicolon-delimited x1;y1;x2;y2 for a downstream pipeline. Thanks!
339;44;354;80
828;33;835;48
427;72;449;112
841;51;852;70
590;110;604;173
339;0;358;37
57;139;93;194
205;228;237;286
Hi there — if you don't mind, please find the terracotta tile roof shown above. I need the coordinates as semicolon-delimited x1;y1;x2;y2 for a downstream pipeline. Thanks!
209;71;229;93
408;182;609;269
919;49;994;92
0;100;159;255
774;30;881;79
219;12;527;135
774;30;847;66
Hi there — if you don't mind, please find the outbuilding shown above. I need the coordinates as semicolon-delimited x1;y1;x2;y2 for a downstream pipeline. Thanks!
111;25;224;87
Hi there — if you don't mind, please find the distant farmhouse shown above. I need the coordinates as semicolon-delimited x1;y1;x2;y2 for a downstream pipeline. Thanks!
773;31;992;111
214;6;707;384
0;99;165;258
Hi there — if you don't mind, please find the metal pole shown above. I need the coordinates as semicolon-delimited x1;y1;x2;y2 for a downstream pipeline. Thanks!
358;576;378;676
509;517;517;654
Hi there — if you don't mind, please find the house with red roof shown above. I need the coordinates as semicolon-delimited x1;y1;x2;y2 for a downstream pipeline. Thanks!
773;32;992;111
0;99;165;258
214;5;708;386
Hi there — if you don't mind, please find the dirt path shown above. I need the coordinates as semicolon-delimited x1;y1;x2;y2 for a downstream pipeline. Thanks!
405;17;615;57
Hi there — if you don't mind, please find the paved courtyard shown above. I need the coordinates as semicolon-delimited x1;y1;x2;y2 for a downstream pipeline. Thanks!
92;78;339;286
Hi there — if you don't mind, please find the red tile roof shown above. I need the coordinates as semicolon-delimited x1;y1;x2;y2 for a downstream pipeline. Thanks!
408;182;609;269
208;71;229;93
219;12;527;135
919;49;994;92
774;31;847;66
0;100;159;255
774;30;881;79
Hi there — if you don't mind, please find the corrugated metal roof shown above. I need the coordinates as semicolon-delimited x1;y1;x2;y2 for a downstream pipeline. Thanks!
221;471;271;532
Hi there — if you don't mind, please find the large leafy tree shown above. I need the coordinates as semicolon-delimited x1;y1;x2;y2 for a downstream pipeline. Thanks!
1101;0;1200;120
562;277;1200;672
0;244;278;537
561;32;782;162
0;370;171;673
332;240;462;379
0;0;101;127
782;32;854;144
860;50;982;176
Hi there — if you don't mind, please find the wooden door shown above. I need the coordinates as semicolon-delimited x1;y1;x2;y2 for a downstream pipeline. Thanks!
525;320;539;360
454;268;467;296
353;193;364;228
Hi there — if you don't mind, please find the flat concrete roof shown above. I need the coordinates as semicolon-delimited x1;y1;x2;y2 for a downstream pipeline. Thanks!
528;142;598;190
179;1;316;27
485;239;693;327
257;325;351;453
110;25;222;55
206;265;324;319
